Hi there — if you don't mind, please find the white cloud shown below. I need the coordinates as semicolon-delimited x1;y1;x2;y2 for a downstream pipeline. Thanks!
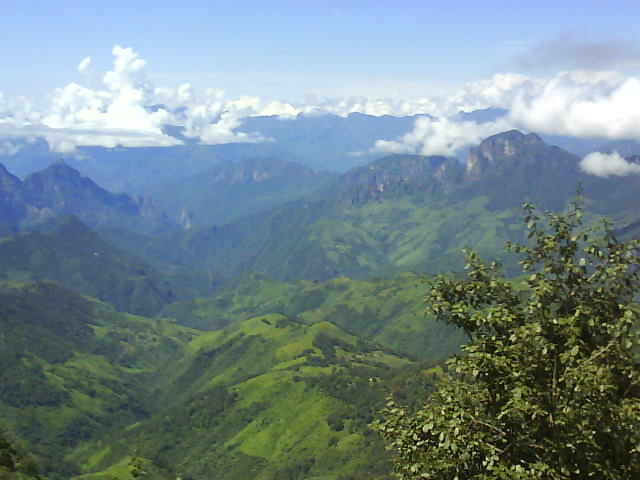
3;45;640;156
580;151;640;177
439;73;542;116
78;56;92;74
372;117;512;157
372;69;640;158
509;71;640;139
0;46;183;152
103;46;149;93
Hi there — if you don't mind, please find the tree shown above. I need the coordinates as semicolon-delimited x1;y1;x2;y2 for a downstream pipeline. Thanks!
376;198;640;479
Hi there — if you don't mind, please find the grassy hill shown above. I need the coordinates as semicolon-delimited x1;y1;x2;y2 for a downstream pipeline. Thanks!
161;271;466;360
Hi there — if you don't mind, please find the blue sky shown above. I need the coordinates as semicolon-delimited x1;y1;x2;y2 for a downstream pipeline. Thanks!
1;1;639;158
2;0;639;98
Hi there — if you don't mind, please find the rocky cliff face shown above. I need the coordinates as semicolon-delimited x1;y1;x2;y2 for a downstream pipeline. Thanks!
465;130;545;177
337;154;464;205
336;130;589;209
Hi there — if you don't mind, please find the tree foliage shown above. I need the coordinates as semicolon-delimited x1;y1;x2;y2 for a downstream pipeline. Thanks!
377;198;640;479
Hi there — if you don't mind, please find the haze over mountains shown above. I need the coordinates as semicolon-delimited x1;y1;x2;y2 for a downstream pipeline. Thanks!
2;111;640;479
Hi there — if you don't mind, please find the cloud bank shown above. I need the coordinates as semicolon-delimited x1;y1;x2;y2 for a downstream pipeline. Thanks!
372;117;511;156
1;45;640;155
373;70;640;158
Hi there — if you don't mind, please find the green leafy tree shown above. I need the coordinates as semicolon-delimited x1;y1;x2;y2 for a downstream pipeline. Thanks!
377;198;640;479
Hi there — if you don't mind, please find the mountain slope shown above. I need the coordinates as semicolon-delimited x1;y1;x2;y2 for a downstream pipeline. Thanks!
73;315;424;480
0;280;436;480
161;271;465;360
145;130;640;284
0;281;197;479
145;156;336;227
0;216;201;316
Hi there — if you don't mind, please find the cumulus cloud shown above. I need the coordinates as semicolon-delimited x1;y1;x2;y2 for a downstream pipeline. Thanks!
580;151;640;177
516;32;640;71
440;73;542;116
372;68;640;158
0;46;184;152
372;117;512;157
509;71;640;139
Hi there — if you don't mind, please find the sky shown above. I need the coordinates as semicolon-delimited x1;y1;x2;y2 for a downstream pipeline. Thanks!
1;0;640;172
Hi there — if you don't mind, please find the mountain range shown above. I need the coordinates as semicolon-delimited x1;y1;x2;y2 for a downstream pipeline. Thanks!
2;122;640;480
110;130;639;284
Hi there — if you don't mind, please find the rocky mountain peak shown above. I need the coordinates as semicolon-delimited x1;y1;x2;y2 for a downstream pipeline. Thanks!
466;130;545;177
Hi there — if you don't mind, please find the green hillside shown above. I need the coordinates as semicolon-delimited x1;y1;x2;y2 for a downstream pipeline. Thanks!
74;315;430;480
139;132;640;286
0;281;197;479
0;216;208;316
161;271;465;360
173;193;526;283
0;280;438;480
2;129;640;480
0;431;42;479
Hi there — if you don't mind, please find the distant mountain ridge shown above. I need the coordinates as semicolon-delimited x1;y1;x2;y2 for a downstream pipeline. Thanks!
145;156;336;227
0;160;176;233
134;130;640;283
0;216;203;315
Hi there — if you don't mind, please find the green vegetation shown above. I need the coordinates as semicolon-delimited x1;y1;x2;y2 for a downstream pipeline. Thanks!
0;281;197;479
145;157;336;227
0;431;41;479
0;216;208;316
3;131;640;479
377;199;640;479
0;280;439;480
113;132;640;286
161;271;465;360
71;316;429;480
